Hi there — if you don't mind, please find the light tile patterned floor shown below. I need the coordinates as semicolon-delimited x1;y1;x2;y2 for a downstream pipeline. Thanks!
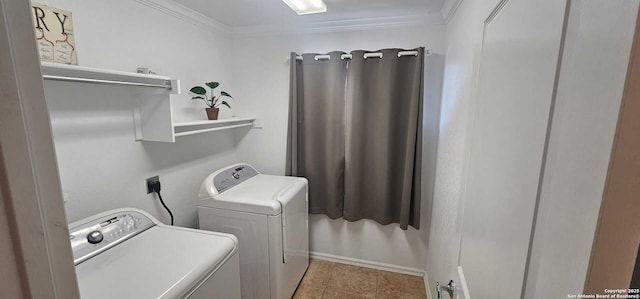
293;259;428;299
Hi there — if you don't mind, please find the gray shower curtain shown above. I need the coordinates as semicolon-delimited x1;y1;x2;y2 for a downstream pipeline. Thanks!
287;48;424;230
286;51;347;218
343;48;424;229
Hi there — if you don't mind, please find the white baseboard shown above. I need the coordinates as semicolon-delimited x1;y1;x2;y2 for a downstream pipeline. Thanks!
457;266;470;299
309;251;425;276
424;270;433;298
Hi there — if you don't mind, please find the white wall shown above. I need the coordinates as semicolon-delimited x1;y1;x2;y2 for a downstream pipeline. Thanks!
39;0;241;227
425;0;499;294
231;26;445;270
427;0;639;298
524;1;639;297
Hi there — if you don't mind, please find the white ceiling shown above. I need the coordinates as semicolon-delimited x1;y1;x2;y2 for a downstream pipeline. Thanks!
173;0;447;27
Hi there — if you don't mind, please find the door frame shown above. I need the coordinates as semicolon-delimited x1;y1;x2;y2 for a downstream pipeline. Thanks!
0;0;79;297
584;6;640;293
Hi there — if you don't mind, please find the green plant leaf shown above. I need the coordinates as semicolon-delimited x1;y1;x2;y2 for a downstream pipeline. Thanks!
220;91;233;99
192;96;205;100
221;101;231;109
189;86;206;95
205;82;220;89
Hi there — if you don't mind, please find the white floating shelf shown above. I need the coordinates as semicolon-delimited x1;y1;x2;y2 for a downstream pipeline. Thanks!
41;62;180;93
135;107;256;143
173;118;256;138
40;63;251;143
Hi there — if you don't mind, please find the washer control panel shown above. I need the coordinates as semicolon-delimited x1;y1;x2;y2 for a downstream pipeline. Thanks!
69;210;155;265
214;164;259;193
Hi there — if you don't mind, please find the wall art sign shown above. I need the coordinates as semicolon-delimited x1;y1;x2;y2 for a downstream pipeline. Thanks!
31;3;77;65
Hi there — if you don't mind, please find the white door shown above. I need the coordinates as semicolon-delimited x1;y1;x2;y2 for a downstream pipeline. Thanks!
457;0;567;298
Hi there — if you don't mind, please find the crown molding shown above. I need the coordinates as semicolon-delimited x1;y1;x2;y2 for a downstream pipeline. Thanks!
232;13;445;37
133;0;231;36
441;0;463;24
132;0;449;37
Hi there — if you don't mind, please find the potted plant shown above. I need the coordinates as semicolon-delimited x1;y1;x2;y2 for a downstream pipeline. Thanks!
189;82;233;120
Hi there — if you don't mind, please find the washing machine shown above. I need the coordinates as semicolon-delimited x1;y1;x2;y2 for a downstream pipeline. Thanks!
69;208;241;299
198;164;309;299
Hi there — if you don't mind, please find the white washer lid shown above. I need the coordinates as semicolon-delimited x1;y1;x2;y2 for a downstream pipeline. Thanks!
199;174;306;215
75;226;237;299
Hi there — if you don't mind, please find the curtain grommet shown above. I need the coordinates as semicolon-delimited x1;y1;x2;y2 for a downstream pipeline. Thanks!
363;53;383;59
314;54;331;61
397;51;420;58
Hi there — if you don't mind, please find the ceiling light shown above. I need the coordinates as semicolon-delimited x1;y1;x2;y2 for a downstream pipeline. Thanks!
281;0;327;15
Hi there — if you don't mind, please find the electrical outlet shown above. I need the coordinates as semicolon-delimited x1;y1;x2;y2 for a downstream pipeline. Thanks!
146;176;159;194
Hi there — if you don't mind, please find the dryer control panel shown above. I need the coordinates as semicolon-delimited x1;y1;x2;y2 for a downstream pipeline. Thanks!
69;210;155;265
213;164;259;193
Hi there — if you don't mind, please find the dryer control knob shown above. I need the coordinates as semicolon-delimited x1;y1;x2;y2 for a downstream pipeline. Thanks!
87;231;104;244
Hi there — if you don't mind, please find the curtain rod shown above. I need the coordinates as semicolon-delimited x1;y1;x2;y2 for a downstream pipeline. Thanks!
295;49;432;61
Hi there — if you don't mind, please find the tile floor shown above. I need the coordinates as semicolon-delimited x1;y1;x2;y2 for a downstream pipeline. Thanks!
293;259;428;299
